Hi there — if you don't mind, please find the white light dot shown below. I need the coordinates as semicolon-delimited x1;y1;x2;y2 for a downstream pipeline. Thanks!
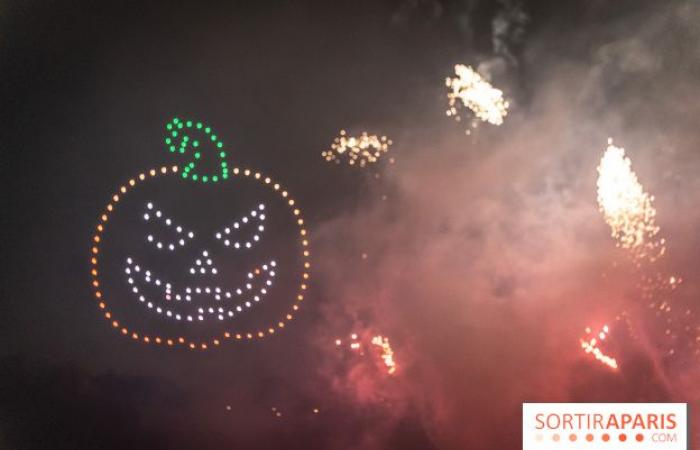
147;202;153;209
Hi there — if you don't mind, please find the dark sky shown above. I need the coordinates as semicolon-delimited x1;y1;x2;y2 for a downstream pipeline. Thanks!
2;1;700;449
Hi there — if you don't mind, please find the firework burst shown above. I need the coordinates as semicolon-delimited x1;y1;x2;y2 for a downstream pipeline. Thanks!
596;139;665;264
445;64;509;129
322;130;392;167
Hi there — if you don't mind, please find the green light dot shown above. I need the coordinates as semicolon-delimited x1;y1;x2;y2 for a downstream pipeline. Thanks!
171;131;178;137
169;145;176;152
196;123;202;129
192;174;198;181
189;162;195;168
179;148;185;154
210;135;216;141
182;172;188;178
221;161;227;167
165;138;171;144
193;141;199;147
222;173;229;179
217;142;223;148
177;123;183;129
219;151;226;157
205;127;211;134
166;124;173;130
186;121;192;127
212;176;218;182
194;152;201;160
203;176;208;182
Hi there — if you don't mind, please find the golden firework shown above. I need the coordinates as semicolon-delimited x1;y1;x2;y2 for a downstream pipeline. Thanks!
322;130;392;167
597;139;665;263
445;64;509;127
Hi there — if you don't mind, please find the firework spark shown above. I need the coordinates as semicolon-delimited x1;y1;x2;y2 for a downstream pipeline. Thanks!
445;64;509;128
322;130;392;167
596;139;665;263
580;325;618;370
334;333;398;375
371;335;397;375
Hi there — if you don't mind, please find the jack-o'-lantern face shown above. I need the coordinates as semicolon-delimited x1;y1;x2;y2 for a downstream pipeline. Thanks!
89;120;311;350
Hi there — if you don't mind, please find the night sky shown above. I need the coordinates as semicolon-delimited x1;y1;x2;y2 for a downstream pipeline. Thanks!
2;1;700;449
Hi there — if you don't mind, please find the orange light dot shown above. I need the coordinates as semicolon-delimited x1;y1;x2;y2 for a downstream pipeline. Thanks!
569;434;577;442
121;328;128;335
585;434;593;442
95;291;102;298
552;434;560;442
602;434;610;442
619;434;626;442
635;434;644;442
112;321;119;328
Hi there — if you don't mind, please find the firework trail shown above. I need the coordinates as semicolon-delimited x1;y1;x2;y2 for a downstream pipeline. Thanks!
580;325;618;370
445;64;509;130
322;130;393;167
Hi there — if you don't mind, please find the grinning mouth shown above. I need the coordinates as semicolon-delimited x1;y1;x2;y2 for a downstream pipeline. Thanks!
124;257;277;322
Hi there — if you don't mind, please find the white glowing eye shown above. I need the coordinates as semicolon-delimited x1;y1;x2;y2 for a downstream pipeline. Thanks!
185;295;191;301
212;268;218;275
245;302;251;307
156;307;162;313
261;288;267;294
259;204;265;210
147;302;153;308
234;223;239;229
175;294;181;301
236;289;242;295
195;287;201;293
228;311;234;317
206;259;212;265
179;239;185;246
215;294;221;300
155;211;162;218
134;265;140;272
262;265;268;270
167;311;172;316
126;257;133;264
246;283;252;290
188;231;194;238
176;226;182;233
147;202;153;209
216;232;222;239
266;280;272;286
242;217;248;223
254;296;260;302
147;235;154;242
205;287;211;293
253;235;260;241
168;244;175;250
260;214;266;220
202;250;209;257
245;242;252;248
271;261;276;267
125;268;131;274
234;242;240;249
258;225;264;232
199;316;204;321
251;211;257;217
186;287;192;293
225;292;231;298
200;268;205;274
196;259;202;266
139;295;145;302
190;268;195;274
143;213;150;220
187;316;192;321
208;307;214;313
237;306;242;312
155;279;161;286
165;218;171;226
127;277;134;284
225;228;230;234
270;271;276;277
157;242;163;249
248;272;254;279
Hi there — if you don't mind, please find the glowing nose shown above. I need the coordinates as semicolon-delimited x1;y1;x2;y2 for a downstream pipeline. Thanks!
188;249;218;275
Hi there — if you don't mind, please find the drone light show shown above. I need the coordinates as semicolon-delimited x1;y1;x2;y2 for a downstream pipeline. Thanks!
3;1;700;449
